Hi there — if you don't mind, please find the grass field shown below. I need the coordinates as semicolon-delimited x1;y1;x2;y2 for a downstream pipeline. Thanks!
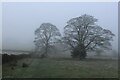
0;65;2;79
2;57;118;78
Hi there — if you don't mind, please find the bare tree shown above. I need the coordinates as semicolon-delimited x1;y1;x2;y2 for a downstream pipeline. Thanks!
34;23;61;57
63;14;115;59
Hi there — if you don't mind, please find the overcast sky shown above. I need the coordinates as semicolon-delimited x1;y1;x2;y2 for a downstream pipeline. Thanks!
2;2;118;51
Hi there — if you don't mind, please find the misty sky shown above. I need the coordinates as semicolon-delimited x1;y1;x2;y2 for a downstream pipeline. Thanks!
2;2;118;51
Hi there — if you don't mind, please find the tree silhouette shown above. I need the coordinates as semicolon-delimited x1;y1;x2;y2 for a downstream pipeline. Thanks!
63;14;115;59
34;23;61;57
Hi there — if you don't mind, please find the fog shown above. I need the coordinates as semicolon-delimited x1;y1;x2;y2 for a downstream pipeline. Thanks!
2;2;118;52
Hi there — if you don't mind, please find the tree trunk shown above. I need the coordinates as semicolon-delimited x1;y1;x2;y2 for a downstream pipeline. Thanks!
79;48;86;60
71;44;87;60
44;43;48;57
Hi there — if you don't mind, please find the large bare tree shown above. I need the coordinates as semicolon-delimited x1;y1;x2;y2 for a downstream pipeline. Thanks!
63;14;115;59
34;23;61;57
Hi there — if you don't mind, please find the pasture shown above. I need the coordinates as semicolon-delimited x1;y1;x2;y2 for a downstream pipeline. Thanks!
2;57;118;78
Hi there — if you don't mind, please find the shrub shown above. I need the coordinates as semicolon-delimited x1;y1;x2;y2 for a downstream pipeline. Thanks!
11;67;15;70
22;63;29;68
2;53;31;64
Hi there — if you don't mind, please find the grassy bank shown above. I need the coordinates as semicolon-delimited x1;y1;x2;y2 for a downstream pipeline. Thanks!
2;57;118;78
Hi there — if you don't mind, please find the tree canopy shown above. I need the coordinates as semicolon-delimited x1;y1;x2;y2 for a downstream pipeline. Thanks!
34;23;61;57
63;14;115;59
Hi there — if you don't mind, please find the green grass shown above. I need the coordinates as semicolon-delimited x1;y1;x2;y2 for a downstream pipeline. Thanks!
2;57;118;78
0;65;2;79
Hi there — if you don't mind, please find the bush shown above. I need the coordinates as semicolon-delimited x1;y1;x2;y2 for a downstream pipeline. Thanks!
11;66;15;70
22;63;29;68
2;53;31;64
